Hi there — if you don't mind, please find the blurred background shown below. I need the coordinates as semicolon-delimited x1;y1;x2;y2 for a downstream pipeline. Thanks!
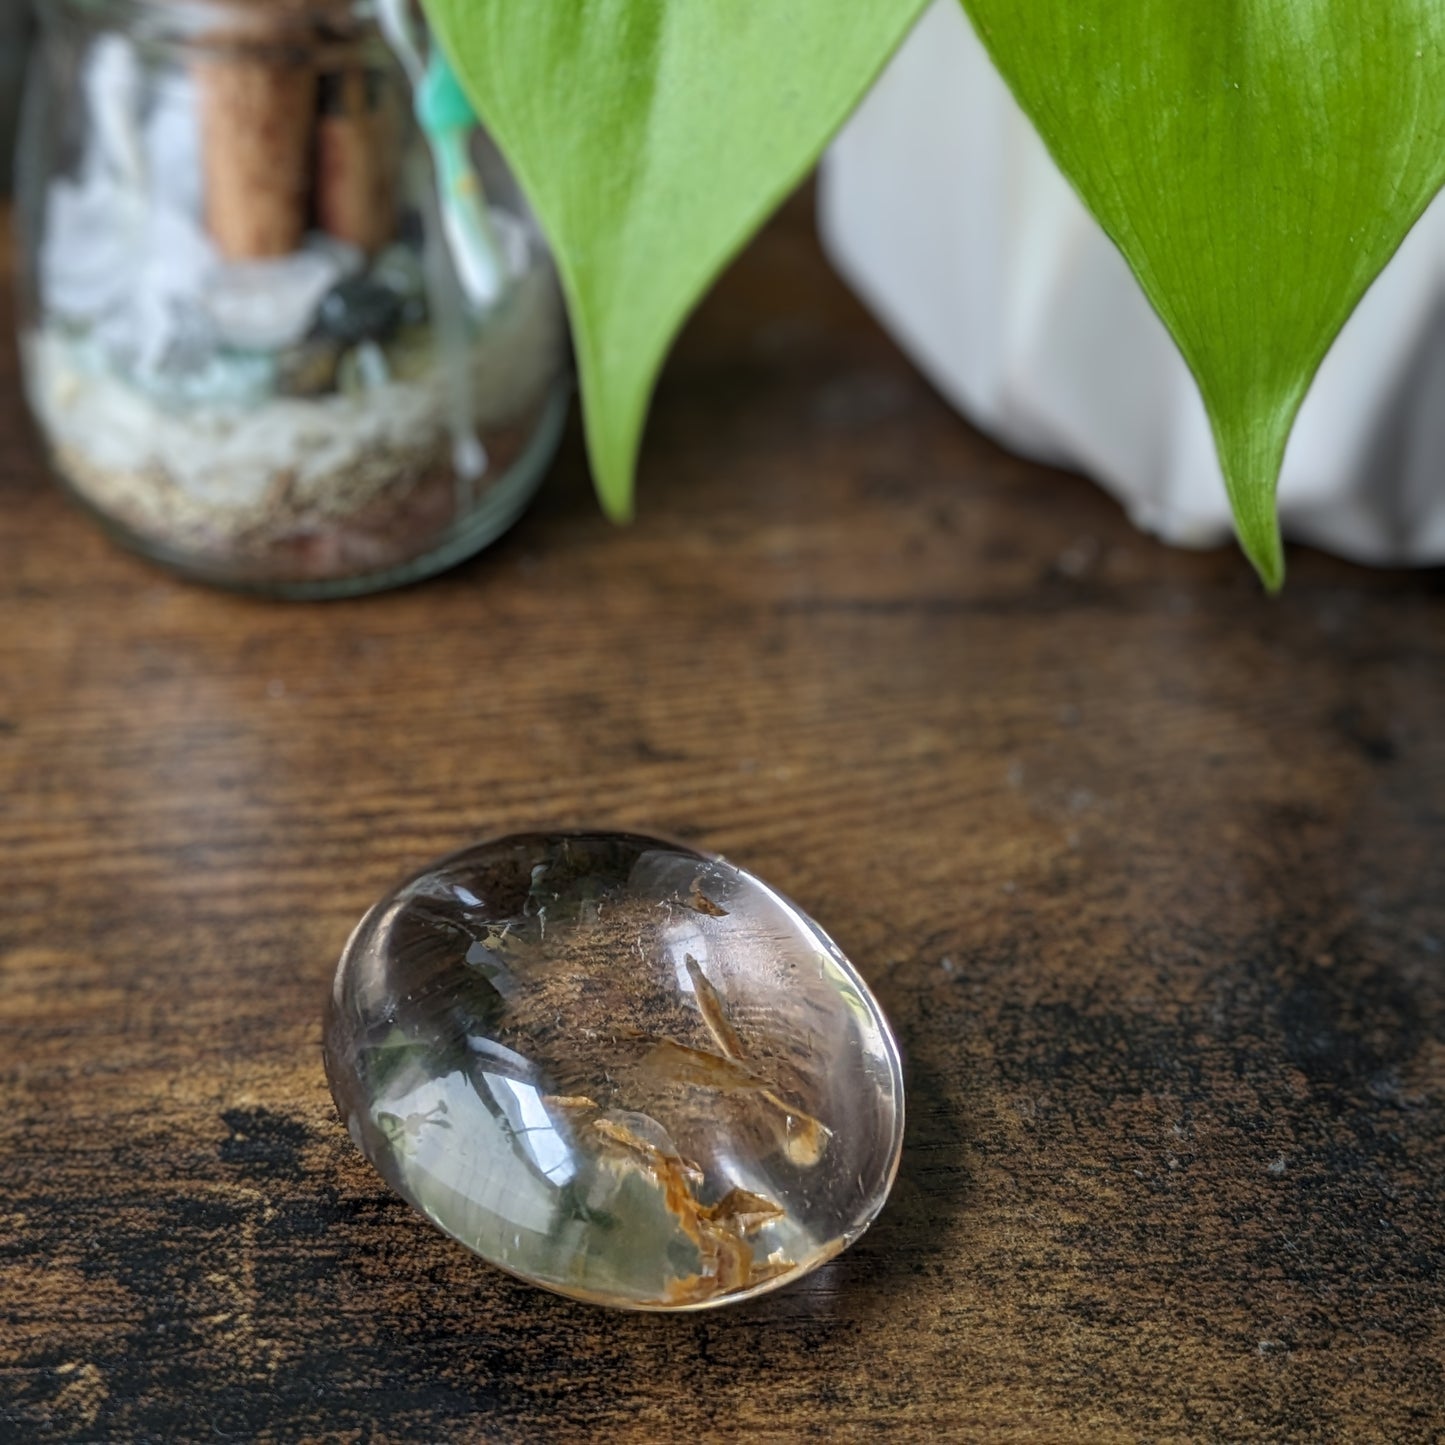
1;2;32;194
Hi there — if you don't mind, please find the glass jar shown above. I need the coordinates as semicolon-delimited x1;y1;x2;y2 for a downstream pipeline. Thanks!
16;0;569;597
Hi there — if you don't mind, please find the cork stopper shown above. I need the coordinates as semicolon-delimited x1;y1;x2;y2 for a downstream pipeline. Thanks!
189;0;398;260
199;57;316;259
316;69;401;255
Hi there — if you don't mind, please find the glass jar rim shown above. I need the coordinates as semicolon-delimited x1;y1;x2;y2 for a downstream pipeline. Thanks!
39;0;387;48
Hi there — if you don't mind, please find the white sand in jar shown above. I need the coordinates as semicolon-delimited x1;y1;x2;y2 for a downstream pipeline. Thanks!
24;260;564;554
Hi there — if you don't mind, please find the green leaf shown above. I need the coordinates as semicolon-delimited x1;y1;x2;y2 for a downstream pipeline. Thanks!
426;0;929;519
956;2;1445;588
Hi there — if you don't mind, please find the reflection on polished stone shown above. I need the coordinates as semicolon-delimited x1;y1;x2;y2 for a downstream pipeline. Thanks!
324;831;905;1310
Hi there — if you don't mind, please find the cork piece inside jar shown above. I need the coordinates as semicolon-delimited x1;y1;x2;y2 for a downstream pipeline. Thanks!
186;0;400;259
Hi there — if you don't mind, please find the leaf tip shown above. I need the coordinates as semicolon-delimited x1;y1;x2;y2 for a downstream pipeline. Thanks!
1211;414;1289;595
1241;521;1286;594
598;485;636;526
575;337;655;526
584;406;642;526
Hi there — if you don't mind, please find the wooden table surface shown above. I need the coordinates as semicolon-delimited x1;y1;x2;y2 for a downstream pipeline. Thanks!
2;195;1443;1442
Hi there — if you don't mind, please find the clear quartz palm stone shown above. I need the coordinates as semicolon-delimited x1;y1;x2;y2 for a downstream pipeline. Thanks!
324;831;905;1310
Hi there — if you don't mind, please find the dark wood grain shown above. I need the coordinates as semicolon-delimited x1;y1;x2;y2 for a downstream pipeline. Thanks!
1;193;1442;1443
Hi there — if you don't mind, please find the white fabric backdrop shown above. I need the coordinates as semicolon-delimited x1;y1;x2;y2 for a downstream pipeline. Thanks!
819;0;1445;566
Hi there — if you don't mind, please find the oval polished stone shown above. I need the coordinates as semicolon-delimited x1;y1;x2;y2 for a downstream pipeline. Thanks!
324;831;905;1310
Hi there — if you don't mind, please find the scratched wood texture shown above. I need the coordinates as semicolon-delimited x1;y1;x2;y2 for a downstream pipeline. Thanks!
1;194;1443;1443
